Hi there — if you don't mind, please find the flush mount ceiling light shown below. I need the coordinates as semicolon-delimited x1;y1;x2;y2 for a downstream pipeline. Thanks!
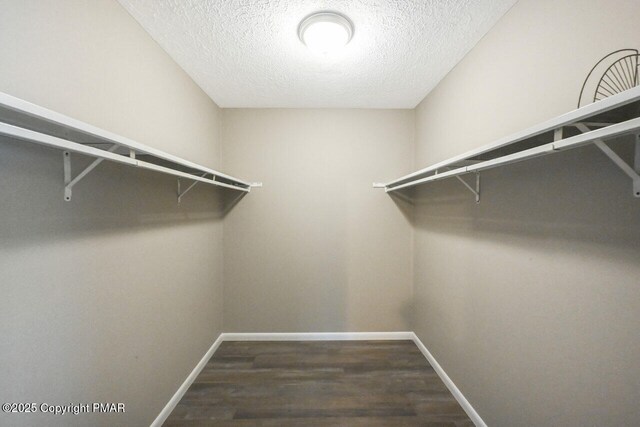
298;11;354;55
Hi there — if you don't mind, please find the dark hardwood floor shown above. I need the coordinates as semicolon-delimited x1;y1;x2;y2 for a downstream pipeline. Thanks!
163;340;473;426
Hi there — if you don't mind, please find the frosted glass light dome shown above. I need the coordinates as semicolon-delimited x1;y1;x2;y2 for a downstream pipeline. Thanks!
298;12;354;55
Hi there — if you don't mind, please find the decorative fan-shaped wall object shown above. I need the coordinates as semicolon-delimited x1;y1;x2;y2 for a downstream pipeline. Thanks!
577;48;639;108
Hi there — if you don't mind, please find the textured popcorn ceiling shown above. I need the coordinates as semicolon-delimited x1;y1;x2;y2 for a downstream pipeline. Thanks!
118;0;517;108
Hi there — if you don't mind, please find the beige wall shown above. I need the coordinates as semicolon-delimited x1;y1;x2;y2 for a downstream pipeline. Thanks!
412;0;640;425
222;109;414;332
0;1;231;426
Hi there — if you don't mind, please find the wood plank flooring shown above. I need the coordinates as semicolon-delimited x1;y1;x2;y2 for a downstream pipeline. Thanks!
164;340;473;426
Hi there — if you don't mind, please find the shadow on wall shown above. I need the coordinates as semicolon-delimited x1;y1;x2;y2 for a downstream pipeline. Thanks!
403;138;640;248
389;190;415;226
0;137;246;245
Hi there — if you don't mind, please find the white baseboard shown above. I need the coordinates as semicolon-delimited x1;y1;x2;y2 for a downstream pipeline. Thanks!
221;331;414;341
411;333;487;427
150;334;224;427
151;331;485;427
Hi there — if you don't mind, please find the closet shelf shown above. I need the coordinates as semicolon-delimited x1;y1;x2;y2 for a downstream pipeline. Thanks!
375;86;640;200
0;92;258;201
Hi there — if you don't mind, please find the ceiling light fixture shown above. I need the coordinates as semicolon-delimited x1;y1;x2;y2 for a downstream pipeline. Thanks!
298;11;354;55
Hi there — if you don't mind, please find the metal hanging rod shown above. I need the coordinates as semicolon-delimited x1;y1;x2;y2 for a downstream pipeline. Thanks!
376;86;640;199
0;92;256;201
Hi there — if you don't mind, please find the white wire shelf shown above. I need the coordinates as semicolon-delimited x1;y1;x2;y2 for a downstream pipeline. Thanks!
0;91;258;201
376;86;640;200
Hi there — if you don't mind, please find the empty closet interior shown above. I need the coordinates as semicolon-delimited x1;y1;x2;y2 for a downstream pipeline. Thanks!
1;1;639;426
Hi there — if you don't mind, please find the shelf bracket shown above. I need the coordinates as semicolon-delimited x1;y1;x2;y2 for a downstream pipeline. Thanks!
554;127;564;141
177;173;210;204
636;134;640;197
454;173;480;203
575;123;640;198
443;167;480;203
63;144;120;201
